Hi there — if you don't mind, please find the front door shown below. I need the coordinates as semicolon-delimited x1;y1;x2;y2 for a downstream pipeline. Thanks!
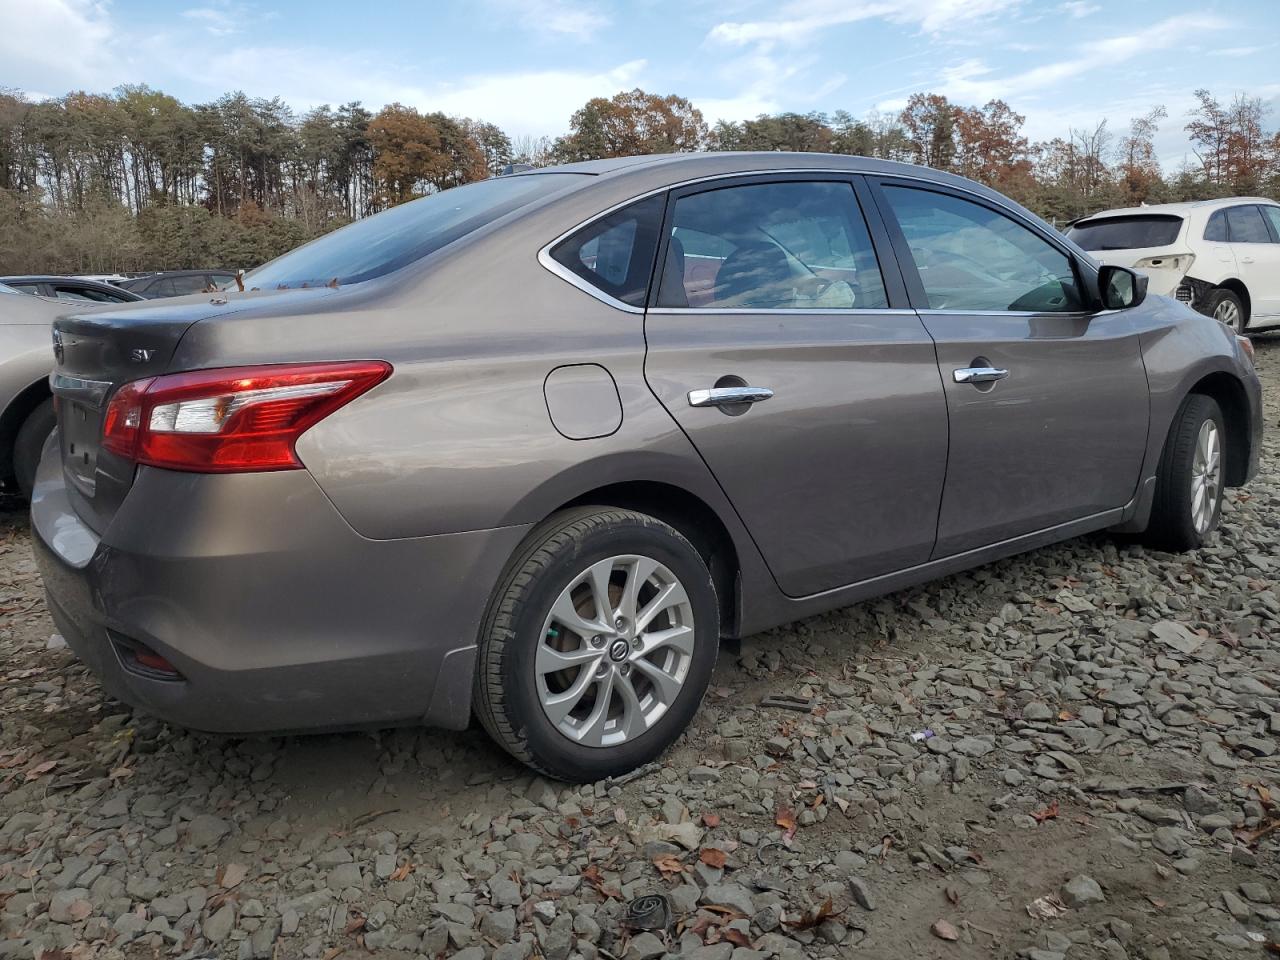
870;179;1150;558
1230;204;1280;322
642;176;949;597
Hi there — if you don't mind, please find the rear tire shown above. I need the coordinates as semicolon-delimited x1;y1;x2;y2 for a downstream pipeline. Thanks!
473;507;719;782
13;398;55;500
1205;288;1246;333
1144;394;1225;552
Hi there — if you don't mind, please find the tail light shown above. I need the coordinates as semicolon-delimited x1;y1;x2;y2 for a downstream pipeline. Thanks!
102;360;391;472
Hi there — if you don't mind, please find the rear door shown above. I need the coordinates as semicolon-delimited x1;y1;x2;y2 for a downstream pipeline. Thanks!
869;178;1149;557
642;175;949;597
1227;204;1280;322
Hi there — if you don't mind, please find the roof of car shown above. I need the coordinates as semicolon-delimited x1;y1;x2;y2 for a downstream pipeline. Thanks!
1;274;124;284
1076;197;1278;221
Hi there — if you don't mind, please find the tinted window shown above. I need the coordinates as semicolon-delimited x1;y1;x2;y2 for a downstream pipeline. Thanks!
884;186;1084;313
656;181;887;309
1067;215;1182;251
1225;205;1271;243
550;194;664;307
7;282;41;295
248;175;579;289
1204;211;1228;242
1262;206;1280;242
53;285;135;303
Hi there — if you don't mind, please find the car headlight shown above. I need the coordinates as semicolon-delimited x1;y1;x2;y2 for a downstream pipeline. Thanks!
1236;334;1255;365
1133;254;1194;272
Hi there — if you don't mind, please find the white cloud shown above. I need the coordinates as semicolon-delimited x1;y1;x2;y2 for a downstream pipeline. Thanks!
482;0;610;40
708;0;1023;50
181;3;250;37
0;0;121;90
925;14;1230;105
1059;1;1100;18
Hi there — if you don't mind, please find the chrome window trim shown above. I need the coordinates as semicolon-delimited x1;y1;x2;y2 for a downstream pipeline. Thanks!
647;307;918;316
537;165;1053;314
50;373;113;407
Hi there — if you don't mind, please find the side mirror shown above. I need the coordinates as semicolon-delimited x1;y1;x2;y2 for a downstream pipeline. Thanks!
1098;264;1147;311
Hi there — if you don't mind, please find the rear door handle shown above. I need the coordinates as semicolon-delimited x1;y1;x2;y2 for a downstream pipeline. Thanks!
953;366;1009;384
687;386;774;407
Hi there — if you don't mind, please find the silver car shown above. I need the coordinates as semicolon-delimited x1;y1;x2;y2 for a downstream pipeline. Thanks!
32;154;1262;781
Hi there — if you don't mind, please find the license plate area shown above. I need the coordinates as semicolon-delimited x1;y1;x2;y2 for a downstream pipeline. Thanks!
60;400;101;496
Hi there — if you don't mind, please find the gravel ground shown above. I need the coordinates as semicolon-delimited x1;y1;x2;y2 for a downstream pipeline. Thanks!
2;338;1279;960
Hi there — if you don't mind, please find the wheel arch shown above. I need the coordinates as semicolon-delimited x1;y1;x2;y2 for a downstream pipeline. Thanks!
1188;370;1250;486
556;480;743;638
0;376;51;484
1217;278;1251;322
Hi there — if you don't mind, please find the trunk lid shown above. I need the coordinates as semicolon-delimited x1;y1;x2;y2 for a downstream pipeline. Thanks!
51;299;233;532
49;289;345;533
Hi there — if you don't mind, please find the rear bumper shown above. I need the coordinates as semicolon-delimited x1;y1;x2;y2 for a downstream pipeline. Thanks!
31;438;530;734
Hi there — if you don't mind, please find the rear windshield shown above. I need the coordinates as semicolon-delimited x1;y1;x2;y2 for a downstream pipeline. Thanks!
245;175;581;289
1067;215;1182;251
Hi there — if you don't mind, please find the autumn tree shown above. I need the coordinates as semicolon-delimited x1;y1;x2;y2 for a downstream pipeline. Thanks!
367;104;486;207
953;100;1031;191
711;112;833;152
1117;105;1167;204
900;94;957;169
553;89;706;161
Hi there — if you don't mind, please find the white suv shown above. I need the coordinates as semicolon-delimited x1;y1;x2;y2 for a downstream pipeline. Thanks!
1067;198;1280;333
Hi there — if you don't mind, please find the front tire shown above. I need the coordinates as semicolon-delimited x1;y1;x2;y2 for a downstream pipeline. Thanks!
1144;394;1225;552
13;398;56;500
474;507;719;782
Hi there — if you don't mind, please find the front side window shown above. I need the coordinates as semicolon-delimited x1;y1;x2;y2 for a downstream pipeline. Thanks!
884;186;1084;313
1261;205;1280;242
550;194;663;307
656;181;888;310
1225;205;1271;243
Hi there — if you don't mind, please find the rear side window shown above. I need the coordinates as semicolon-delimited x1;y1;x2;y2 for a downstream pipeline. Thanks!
656;180;888;309
1225;205;1271;243
1067;215;1182;251
247;174;580;289
1204;211;1228;242
550;194;664;307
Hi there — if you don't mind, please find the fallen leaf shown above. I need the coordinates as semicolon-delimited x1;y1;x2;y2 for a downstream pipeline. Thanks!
723;929;753;947
1026;894;1067;920
699;848;727;869
931;918;959;941
945;886;960;906
1058;710;1077;721
701;813;721;828
24;760;56;781
1032;800;1060;824
344;913;366;935
389;860;413;882
652;855;685;877
783;896;840;931
702;905;748;920
775;804;797;841
217;862;248;889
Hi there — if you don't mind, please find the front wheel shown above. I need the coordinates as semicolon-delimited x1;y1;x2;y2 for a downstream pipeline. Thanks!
473;508;719;781
1144;394;1225;552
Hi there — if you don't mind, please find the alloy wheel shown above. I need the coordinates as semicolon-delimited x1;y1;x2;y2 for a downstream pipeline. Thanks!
1214;298;1241;331
536;554;695;747
1190;418;1222;535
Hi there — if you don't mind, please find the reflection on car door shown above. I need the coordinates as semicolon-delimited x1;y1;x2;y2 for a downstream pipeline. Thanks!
871;179;1149;557
642;175;950;597
1230;205;1280;322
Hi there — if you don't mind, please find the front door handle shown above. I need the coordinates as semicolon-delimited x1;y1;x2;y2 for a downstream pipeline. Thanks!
953;366;1009;385
688;386;774;407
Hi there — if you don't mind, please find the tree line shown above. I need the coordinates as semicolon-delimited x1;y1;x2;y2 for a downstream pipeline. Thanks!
1;83;1277;276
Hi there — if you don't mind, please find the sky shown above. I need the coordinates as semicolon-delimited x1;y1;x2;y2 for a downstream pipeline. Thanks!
3;0;1278;168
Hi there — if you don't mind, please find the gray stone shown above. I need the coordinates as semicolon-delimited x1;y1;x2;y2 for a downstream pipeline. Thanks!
186;815;231;848
203;904;236;942
700;882;755;916
848;877;876;911
1061;875;1105;907
481;908;517;942
625;932;666;959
